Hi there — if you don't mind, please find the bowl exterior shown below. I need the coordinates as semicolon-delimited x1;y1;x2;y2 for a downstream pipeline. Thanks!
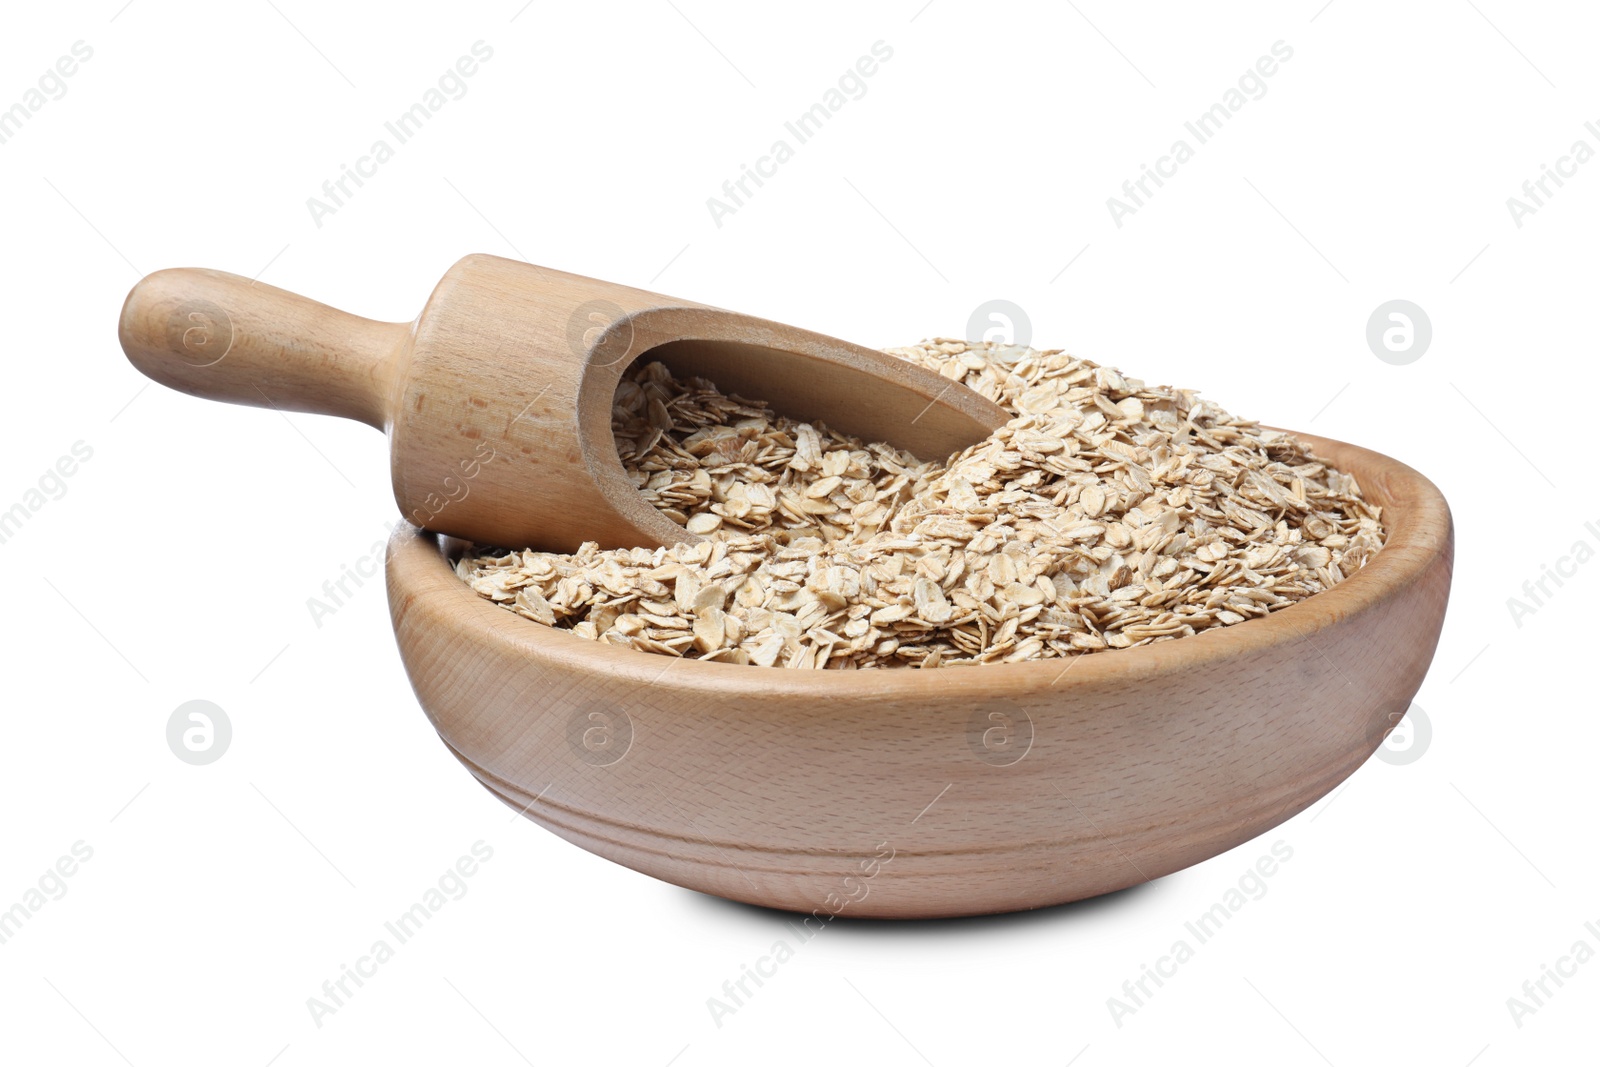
386;433;1452;918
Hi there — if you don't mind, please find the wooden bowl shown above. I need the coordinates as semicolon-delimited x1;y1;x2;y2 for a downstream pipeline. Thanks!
386;430;1452;919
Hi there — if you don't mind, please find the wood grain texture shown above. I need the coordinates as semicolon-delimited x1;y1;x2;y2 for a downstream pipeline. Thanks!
116;267;407;428
119;254;1008;552
386;430;1454;919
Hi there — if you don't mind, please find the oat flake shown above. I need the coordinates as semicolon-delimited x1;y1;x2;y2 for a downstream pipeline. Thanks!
458;341;1385;669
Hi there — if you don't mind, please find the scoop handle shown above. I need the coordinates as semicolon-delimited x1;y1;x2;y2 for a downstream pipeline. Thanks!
118;267;411;430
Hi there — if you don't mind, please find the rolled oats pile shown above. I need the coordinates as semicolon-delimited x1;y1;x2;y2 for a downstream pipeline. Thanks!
458;341;1385;669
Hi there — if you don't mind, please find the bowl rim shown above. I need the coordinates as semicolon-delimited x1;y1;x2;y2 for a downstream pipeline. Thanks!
387;428;1452;703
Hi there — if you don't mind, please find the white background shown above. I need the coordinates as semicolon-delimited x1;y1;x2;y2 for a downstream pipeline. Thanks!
1;1;1594;1064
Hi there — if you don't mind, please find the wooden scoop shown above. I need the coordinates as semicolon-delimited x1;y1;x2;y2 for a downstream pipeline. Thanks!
119;253;1008;551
